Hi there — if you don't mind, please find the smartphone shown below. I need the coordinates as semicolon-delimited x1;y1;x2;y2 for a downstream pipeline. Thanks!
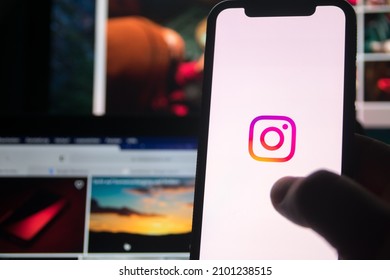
190;0;356;259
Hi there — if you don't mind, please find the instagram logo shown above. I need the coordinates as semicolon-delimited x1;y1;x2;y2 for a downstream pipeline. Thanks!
249;115;296;162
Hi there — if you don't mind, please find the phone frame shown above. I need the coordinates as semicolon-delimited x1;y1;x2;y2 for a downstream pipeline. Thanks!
190;0;357;259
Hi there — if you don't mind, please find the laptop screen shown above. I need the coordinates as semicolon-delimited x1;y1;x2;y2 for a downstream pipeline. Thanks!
0;116;198;259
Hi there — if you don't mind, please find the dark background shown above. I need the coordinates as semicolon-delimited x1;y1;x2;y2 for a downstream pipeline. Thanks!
0;1;51;115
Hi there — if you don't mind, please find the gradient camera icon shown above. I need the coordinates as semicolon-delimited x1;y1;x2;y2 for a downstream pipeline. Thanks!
249;115;296;162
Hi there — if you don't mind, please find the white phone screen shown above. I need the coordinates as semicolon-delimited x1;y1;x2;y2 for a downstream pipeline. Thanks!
199;6;347;259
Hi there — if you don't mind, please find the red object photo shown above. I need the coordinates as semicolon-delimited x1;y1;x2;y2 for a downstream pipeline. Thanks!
1;192;68;242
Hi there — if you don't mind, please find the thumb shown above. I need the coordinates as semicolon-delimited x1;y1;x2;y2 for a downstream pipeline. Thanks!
271;170;390;259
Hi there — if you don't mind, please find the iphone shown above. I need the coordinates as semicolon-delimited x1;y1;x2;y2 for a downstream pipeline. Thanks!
190;0;356;259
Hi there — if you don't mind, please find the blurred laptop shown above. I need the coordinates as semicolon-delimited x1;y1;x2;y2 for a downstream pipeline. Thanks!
0;116;198;259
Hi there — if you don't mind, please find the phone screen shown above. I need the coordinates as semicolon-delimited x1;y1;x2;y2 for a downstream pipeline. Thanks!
195;3;355;259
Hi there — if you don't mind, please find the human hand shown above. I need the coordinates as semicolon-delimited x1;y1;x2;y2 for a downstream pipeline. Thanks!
270;134;390;259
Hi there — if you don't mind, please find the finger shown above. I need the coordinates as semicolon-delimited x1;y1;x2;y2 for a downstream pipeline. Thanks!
271;170;390;259
354;134;390;166
353;134;390;201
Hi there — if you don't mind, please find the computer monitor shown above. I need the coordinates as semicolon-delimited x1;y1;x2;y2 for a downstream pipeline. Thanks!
49;0;218;116
0;116;198;259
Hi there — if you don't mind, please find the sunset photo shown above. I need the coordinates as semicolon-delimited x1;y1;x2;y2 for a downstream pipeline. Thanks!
88;177;194;253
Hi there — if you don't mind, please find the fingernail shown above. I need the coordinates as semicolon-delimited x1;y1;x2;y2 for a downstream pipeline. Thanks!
270;176;297;206
270;176;309;227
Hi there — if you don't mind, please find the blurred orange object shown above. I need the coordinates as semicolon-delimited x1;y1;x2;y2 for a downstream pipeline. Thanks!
106;17;173;114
